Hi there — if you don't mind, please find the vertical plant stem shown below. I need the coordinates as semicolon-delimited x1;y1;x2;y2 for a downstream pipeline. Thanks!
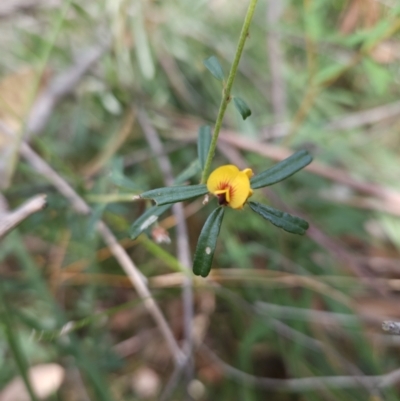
200;0;259;183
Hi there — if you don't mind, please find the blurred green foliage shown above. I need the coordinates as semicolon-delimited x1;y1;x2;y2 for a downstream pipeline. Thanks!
1;0;400;400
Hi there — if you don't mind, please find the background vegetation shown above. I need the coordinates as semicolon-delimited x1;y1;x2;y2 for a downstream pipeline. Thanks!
1;0;400;400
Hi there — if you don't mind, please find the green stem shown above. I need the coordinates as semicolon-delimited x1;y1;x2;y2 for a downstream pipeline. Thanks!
200;0;259;183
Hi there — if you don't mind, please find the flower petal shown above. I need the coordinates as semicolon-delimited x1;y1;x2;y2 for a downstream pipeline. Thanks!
228;171;252;209
206;165;239;193
207;164;253;209
242;168;254;178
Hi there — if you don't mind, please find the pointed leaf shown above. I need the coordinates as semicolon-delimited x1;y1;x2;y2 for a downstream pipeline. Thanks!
129;204;171;239
193;207;225;277
249;202;309;235
203;56;224;81
130;160;201;238
250;150;312;189
197;126;212;171
138;184;208;205
233;97;251;120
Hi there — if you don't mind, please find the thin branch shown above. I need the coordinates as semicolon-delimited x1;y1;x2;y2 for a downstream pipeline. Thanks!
158;365;186;401
260;99;400;139
19;142;186;366
200;0;259;183
200;344;399;392
0;194;47;238
325;100;400;131
137;109;195;395
210;285;379;395
255;301;359;326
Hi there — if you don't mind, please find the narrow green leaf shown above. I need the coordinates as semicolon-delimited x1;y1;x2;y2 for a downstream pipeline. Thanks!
198;126;212;171
138;184;208;205
250;150;312;189
233;97;251;120
130;160;200;239
129;204;171;239
248;202;309;235
193;207;225;277
203;56;224;81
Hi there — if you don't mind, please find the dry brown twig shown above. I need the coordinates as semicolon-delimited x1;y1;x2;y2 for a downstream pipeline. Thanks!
0;194;47;238
325;100;400;131
201;344;400;392
137;109;196;395
19;142;186;366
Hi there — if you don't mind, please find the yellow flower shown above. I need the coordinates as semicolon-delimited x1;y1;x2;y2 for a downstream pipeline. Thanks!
207;165;254;209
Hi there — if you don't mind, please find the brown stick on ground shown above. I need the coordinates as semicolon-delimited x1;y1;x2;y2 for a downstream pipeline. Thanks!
20;142;186;366
0;194;47;238
138;109;195;393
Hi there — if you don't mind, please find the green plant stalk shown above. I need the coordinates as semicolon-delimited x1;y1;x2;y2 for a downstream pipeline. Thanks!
200;0;259;184
0;287;39;401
